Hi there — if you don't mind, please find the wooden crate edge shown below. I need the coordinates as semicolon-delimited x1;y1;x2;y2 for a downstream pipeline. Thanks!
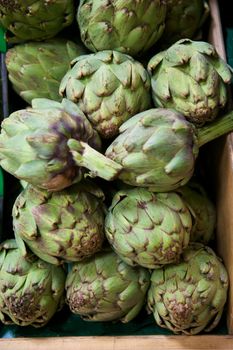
0;335;233;350
208;0;233;335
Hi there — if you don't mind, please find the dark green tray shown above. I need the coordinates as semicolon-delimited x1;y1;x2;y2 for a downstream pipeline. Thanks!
0;307;228;338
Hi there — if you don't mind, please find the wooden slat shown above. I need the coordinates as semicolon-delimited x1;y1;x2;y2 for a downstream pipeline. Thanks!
207;0;233;335
209;134;233;334
0;335;233;350
208;0;227;60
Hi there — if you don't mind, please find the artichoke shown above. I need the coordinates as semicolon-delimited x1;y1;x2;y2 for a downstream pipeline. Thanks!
68;108;233;192
176;181;216;243
66;250;150;322
159;0;209;47
105;188;192;269
0;0;74;42
0;98;101;191
77;0;166;57
59;50;152;138
6;39;87;104
13;181;105;265
0;239;66;327
147;244;229;335
148;39;232;125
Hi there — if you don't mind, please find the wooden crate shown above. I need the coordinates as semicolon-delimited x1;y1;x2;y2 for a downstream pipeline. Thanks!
1;0;233;348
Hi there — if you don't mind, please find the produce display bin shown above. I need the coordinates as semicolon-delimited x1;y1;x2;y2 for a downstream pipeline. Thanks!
1;0;233;348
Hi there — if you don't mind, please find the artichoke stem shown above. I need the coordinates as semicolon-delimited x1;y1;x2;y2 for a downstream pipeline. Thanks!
197;110;233;147
68;139;122;181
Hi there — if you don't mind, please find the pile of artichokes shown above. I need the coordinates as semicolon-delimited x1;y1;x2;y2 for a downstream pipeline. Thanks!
0;0;232;336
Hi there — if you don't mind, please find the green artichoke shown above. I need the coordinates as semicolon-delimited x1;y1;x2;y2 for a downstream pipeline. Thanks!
68;108;233;192
77;0;166;57
147;243;229;335
13;181;105;265
159;0;209;47
105;188;192;269
0;98;101;191
66;250;150;322
59;50;152;138
176;181;216;243
148;39;232;125
6;39;87;104
0;0;74;42
0;239;66;327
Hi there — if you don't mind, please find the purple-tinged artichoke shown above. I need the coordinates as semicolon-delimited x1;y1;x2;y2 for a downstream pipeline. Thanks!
13;181;105;265
0;98;101;191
